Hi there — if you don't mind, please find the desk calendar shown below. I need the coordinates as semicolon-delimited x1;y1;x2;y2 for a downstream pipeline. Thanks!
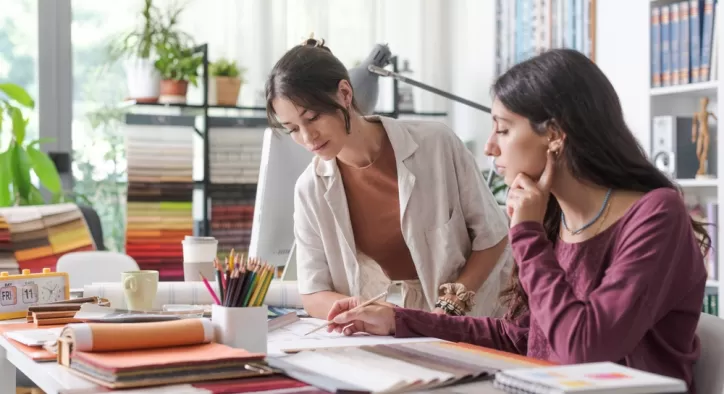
0;268;69;320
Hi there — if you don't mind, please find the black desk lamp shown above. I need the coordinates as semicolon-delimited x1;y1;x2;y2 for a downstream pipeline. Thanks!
348;44;496;186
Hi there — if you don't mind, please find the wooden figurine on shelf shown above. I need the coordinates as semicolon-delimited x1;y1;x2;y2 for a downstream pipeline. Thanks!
692;97;717;179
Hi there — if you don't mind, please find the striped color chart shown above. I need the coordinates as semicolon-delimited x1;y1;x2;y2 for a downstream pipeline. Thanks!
0;204;95;273
208;121;266;256
124;120;195;281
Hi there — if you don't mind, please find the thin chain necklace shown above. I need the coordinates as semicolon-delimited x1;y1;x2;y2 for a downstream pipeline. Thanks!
561;188;613;235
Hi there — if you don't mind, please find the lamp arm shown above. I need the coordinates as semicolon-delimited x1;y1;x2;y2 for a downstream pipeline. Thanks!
368;65;491;114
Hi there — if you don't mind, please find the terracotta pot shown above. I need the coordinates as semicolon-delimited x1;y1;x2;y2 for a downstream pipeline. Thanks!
214;76;242;106
159;79;189;104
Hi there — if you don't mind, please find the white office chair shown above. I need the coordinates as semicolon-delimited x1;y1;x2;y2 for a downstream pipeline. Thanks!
56;251;139;289
694;313;724;394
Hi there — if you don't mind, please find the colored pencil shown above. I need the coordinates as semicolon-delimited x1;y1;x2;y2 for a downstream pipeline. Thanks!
199;271;222;305
303;291;389;336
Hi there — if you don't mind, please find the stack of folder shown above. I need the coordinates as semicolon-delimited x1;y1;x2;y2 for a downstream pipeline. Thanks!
0;214;17;274
56;318;273;389
26;297;109;327
124;124;194;281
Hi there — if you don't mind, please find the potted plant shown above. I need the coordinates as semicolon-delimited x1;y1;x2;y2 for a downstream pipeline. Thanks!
0;83;64;206
109;0;190;103
209;58;246;106
154;42;204;104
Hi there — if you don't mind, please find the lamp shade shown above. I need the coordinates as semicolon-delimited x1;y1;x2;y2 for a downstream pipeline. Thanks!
348;44;392;115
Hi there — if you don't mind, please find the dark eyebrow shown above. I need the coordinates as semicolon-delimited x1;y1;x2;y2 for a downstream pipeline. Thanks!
492;115;511;123
281;109;308;126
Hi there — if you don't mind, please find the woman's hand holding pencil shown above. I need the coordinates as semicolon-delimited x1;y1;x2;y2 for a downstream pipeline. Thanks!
200;252;275;308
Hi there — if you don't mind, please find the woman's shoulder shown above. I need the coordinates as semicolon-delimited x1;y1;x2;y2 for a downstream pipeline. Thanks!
624;187;687;220
385;117;468;156
614;187;692;238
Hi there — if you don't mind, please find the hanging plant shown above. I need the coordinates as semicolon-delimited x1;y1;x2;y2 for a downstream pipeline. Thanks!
0;83;63;206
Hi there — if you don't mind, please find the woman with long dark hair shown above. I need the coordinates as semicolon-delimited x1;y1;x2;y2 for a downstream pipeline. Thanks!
326;49;709;390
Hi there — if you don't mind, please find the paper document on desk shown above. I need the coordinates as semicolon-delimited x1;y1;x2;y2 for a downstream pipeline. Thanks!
83;280;302;310
4;327;63;347
267;318;441;354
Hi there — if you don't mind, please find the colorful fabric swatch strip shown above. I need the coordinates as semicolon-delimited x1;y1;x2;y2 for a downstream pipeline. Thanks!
124;124;195;281
0;204;95;273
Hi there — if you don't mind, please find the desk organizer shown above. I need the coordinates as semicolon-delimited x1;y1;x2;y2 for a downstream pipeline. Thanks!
212;304;267;354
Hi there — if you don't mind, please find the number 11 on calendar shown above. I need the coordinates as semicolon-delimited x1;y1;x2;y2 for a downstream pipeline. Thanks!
21;283;38;304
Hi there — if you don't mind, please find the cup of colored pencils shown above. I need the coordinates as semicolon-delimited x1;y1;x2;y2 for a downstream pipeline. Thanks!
204;249;272;354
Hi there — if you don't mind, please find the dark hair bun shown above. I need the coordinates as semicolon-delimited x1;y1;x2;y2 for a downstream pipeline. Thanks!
301;34;331;53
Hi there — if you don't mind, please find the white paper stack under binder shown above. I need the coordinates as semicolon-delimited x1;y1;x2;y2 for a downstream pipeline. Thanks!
493;362;687;394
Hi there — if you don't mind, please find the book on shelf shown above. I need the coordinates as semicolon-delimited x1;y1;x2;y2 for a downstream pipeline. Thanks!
688;201;719;282
652;0;719;89
495;0;595;77
703;293;719;315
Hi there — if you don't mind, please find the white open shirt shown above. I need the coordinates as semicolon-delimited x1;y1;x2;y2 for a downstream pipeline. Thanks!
293;116;514;317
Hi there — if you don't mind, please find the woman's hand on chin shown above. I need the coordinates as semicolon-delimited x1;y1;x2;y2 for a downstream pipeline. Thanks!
326;296;396;336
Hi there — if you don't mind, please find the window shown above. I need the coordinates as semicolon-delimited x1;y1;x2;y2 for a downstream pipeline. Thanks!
71;0;141;252
0;0;39;144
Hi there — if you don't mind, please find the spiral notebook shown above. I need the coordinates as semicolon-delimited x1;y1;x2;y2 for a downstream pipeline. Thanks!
493;362;687;393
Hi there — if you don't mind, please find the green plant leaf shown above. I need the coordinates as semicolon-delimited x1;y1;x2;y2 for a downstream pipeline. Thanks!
9;107;26;145
0;83;35;109
27;184;45;206
27;137;56;149
10;144;31;202
0;150;12;207
26;146;62;195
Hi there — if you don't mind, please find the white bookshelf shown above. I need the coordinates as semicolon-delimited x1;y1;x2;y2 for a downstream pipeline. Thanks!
648;0;722;317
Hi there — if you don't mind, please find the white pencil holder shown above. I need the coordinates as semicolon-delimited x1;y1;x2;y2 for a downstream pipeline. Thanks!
211;304;268;354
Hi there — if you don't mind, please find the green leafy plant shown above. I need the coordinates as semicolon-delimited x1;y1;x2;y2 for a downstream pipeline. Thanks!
483;169;508;206
0;83;63;206
108;0;192;61
210;58;246;80
154;42;204;85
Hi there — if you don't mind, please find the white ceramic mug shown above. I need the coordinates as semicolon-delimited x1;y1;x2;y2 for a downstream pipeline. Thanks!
121;270;159;311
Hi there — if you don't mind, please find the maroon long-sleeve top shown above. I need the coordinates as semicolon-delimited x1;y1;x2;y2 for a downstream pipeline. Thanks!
394;188;706;391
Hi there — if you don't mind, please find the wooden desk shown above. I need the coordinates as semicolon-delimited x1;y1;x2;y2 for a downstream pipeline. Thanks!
0;318;549;394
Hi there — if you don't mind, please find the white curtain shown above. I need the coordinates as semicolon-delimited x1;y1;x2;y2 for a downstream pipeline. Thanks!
179;0;452;116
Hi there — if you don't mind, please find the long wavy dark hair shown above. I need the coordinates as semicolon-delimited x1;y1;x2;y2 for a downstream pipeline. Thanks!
494;49;712;320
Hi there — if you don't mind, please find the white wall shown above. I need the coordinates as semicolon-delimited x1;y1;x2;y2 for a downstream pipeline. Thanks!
594;0;652;154
448;0;497;168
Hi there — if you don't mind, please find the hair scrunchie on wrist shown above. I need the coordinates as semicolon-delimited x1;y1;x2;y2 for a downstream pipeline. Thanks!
439;283;476;313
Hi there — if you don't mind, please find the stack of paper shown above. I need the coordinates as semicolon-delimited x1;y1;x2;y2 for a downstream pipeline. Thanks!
124;124;194;281
268;341;498;393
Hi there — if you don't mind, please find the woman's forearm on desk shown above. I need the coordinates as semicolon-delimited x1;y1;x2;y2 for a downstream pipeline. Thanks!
394;307;529;355
301;291;350;319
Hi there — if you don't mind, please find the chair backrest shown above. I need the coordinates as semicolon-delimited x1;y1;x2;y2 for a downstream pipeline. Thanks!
78;205;105;251
694;313;724;394
56;251;139;289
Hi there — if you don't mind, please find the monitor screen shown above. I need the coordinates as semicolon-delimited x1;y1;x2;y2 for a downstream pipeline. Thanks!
249;128;314;270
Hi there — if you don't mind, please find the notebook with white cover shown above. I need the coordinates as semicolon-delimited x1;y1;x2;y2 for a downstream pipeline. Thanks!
494;362;687;394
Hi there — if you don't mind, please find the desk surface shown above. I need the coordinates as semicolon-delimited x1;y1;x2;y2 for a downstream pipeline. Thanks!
0;318;524;394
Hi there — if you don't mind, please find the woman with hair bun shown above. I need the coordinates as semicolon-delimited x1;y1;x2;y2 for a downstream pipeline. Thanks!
265;37;513;319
